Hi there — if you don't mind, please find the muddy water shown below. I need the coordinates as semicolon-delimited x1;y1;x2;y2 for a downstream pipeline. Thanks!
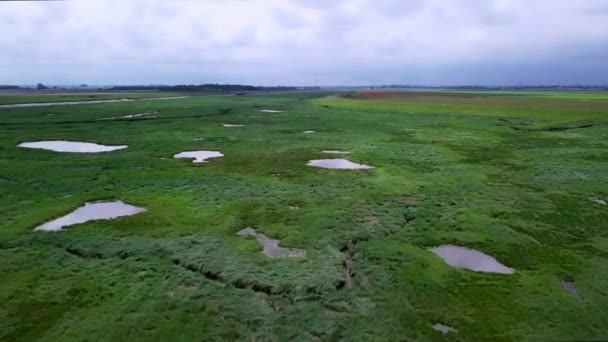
173;150;223;163
18;141;127;153
237;227;305;258
307;159;373;170
35;200;146;232
430;245;515;274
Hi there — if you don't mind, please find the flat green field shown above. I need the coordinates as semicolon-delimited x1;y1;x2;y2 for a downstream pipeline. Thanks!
1;90;607;341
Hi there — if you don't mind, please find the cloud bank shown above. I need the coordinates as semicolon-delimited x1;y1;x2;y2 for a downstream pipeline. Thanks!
1;0;607;85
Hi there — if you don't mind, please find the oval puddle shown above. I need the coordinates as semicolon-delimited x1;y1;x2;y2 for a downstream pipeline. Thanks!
307;159;373;170
35;200;146;232
18;141;127;153
222;124;245;127
259;109;284;113
173;151;223;163
430;245;514;274
303;131;315;134
237;227;305;258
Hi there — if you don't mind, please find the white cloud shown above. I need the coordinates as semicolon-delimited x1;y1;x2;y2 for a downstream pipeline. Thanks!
1;0;607;85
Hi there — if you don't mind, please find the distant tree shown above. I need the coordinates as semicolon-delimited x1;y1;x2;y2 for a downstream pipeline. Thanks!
36;83;48;90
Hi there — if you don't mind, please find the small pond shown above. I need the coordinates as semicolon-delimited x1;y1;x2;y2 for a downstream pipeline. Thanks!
18;141;127;153
35;200;146;232
173;150;223;163
237;227;305;258
430;245;514;274
307;159;373;170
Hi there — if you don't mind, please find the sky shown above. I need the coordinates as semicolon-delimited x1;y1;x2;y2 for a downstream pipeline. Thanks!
1;0;608;86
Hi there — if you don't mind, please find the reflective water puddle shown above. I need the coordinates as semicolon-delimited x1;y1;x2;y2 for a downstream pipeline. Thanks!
18;140;127;153
173;150;223;163
322;150;351;154
222;124;245;127
1;99;133;109
259;109;284;113
432;323;457;334
237;227;305;258
0;96;186;109
303;131;315;134
592;198;606;205
561;280;582;300
145;96;188;100
98;111;157;120
430;245;514;274
35;200;146;232
307;159;373;170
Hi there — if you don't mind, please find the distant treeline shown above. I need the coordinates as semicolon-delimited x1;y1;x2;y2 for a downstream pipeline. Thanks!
0;85;21;89
110;84;300;91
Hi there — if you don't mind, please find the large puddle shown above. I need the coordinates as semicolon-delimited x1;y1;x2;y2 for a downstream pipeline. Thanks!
35;200;146;232
173;150;223;163
303;130;315;134
430;245;514;274
237;227;305;258
222;124;245;127
322;150;351;155
0;98;133;109
307;159;373;170
259;109;284;113
18;140;127;153
0;96;188;109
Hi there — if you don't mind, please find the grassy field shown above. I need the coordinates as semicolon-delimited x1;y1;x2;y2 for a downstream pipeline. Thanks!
0;90;607;341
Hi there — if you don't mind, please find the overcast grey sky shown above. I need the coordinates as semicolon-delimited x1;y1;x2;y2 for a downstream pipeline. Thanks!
1;0;608;86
